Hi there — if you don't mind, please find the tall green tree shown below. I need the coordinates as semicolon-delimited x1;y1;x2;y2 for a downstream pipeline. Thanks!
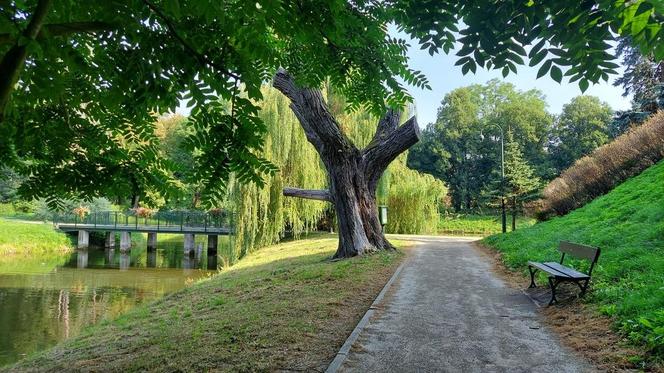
408;81;552;211
611;37;664;135
502;129;540;231
551;96;614;172
615;38;664;111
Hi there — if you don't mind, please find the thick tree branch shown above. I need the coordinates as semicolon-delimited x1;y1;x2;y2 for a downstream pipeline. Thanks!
272;69;353;156
283;187;331;202
0;22;117;45
369;109;400;145
0;0;52;123
362;116;420;190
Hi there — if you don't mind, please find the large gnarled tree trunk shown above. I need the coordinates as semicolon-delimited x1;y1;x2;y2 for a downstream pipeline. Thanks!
273;69;419;258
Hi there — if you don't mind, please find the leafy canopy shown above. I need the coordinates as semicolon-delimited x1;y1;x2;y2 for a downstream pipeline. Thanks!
0;0;662;206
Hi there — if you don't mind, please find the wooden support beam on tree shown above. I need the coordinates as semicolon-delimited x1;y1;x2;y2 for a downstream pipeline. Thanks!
283;187;331;202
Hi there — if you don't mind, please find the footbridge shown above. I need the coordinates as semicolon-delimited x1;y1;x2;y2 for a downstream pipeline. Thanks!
54;210;233;254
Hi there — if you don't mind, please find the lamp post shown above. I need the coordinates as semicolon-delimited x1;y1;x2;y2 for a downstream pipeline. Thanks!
487;123;506;234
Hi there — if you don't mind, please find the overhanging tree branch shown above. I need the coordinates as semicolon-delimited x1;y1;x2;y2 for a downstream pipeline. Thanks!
272;69;353;155
283;187;331;202
362;115;420;191
0;0;52;122
142;0;240;81
0;21;117;45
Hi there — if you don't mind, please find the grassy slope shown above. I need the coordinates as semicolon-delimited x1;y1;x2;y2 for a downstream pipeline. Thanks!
483;160;664;360
439;214;535;235
0;219;73;260
8;236;410;372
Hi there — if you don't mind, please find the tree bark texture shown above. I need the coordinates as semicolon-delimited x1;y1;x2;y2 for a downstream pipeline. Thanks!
273;69;420;258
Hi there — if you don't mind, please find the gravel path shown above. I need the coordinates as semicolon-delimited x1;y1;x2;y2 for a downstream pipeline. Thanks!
337;236;592;373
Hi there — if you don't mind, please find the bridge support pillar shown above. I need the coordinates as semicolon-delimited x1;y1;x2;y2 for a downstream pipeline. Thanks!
119;252;130;270
184;234;195;256
104;232;115;248
120;232;132;252
76;249;89;268
207;235;218;254
147;250;157;268
77;230;89;249
147;232;158;251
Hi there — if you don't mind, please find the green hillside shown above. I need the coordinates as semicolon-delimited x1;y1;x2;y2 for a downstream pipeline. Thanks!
483;160;664;361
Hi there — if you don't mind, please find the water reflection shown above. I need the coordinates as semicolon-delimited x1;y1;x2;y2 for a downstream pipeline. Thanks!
0;236;226;366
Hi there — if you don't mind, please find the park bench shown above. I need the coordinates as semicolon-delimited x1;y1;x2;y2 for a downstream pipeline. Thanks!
527;241;600;306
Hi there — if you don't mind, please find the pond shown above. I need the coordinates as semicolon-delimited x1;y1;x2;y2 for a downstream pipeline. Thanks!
0;235;225;366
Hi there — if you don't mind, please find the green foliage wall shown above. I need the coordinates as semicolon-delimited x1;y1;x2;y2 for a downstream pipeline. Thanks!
227;87;446;262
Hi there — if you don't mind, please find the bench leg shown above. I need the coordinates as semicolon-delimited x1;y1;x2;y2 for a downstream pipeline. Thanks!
528;266;538;288
548;277;559;306
576;279;590;297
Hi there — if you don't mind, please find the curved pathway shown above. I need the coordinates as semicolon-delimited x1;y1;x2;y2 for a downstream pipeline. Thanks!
335;236;592;373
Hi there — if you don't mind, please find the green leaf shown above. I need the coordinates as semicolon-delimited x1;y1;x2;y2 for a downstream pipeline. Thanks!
537;60;552;79
529;49;547;67
528;39;546;58
579;78;589;93
550;65;563;83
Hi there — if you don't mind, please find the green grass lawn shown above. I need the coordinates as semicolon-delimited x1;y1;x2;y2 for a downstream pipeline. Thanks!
483;160;664;365
7;236;411;372
438;213;535;235
0;218;73;260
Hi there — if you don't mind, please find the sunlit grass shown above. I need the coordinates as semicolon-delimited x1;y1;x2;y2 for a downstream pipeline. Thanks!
439;214;535;235
0;219;73;259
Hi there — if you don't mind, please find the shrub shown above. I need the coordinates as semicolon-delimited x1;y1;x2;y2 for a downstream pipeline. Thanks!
72;206;90;219
0;203;15;215
132;207;155;218
11;200;35;213
538;111;664;219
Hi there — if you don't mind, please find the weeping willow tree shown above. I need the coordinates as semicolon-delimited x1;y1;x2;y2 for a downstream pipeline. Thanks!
228;87;329;262
226;84;446;263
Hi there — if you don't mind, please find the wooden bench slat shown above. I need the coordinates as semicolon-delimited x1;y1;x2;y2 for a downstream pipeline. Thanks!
542;262;589;279
527;261;571;278
559;241;599;261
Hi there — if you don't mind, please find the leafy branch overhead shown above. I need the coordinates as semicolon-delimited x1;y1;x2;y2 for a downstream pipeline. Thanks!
0;0;662;205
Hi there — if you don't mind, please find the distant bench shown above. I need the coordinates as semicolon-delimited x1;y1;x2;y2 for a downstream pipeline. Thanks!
527;241;601;306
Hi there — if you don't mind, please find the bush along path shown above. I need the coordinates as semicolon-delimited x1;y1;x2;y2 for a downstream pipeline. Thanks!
484;159;664;368
336;236;590;372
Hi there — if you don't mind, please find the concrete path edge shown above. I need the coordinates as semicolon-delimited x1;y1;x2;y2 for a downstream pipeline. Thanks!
325;257;409;373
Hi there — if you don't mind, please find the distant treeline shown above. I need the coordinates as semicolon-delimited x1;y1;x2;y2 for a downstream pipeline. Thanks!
407;80;618;212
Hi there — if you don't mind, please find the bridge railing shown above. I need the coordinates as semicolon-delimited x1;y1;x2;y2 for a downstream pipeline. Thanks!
53;210;234;233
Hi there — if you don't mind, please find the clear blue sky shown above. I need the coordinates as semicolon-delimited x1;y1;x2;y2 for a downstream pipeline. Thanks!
401;37;631;126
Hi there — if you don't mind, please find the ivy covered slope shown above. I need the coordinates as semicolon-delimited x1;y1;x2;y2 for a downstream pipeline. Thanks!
483;160;664;359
